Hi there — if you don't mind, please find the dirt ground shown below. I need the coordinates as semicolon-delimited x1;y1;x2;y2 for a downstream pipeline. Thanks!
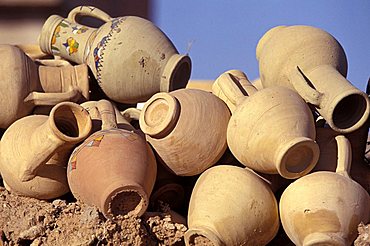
0;182;368;246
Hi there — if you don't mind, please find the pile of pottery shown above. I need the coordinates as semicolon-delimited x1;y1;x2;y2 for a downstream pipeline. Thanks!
0;5;369;246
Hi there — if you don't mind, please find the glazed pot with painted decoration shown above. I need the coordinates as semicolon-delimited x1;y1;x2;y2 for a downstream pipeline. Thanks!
0;44;90;129
0;102;92;199
139;88;230;176
67;100;157;219
212;70;319;179
256;25;370;133
184;165;279;246
39;6;191;104
280;135;370;246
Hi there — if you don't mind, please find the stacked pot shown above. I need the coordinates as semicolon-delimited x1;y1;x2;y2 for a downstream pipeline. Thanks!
0;6;368;246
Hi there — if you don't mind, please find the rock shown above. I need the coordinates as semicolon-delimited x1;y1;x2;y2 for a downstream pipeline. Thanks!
18;225;45;241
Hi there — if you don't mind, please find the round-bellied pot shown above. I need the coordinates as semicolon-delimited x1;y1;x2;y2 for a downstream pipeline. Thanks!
0;102;92;199
212;69;319;179
39;5;191;104
67;100;157;219
256;25;370;133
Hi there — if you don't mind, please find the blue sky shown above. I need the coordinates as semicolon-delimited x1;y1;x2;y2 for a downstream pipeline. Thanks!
152;0;370;91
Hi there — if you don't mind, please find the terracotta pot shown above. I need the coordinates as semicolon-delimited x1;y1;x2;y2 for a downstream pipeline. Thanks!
67;100;157;219
39;6;191;104
0;102;92;199
280;135;370;246
184;165;279;246
212;70;319;179
139;88;230;176
257;25;370;133
0;44;89;128
150;161;185;211
314;121;370;193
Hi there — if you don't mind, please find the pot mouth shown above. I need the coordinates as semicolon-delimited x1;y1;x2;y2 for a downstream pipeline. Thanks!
302;232;346;246
329;91;370;133
49;102;92;142
150;183;185;209
104;186;148;219
276;137;320;179
39;15;64;55
184;227;223;246
160;54;191;92
139;92;180;138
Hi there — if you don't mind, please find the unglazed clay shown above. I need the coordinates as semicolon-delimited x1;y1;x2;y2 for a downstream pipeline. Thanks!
39;6;191;104
185;165;279;246
67;100;157;219
0;102;92;199
314;121;370;193
280;135;370;246
139;88;230;176
186;80;214;92
257;25;370;133
212;70;319;179
0;44;89;129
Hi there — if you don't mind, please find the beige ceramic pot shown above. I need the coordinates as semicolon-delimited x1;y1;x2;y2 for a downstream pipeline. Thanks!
39;6;191;104
256;25;370;133
186;80;214;92
0;102;91;199
139;88;230;176
0;45;89;129
280;135;370;246
314;122;370;193
184;165;279;246
212;70;319;179
67;100;157;219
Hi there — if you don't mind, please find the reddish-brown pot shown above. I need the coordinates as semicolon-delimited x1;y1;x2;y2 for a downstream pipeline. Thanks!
67;100;157;218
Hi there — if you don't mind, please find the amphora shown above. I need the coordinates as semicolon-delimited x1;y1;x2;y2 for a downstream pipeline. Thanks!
39;6;191;104
0;45;89;128
212;70;319;179
139;88;230;176
184;165;279;246
280;135;370;246
0;102;92;199
67;100;157;219
257;25;370;133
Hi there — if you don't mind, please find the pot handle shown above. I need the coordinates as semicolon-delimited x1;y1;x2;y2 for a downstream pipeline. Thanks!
289;66;324;106
24;89;83;106
335;135;352;178
67;6;112;25
212;69;257;113
35;58;71;67
121;108;141;123
97;99;118;130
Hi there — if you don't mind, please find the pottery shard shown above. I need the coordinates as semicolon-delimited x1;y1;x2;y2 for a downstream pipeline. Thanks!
18;225;45;241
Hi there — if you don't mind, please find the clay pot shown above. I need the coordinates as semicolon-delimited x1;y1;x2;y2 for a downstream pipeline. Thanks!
0;102;92;199
314;121;370;193
80;101;136;133
15;44;50;60
0;44;89;129
186;80;214;92
150;161;185;211
67;100;157;219
39;6;191;104
139;88;230;176
256;25;370;133
280;135;370;246
184;165;279;246
212;70;319;179
251;77;263;90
